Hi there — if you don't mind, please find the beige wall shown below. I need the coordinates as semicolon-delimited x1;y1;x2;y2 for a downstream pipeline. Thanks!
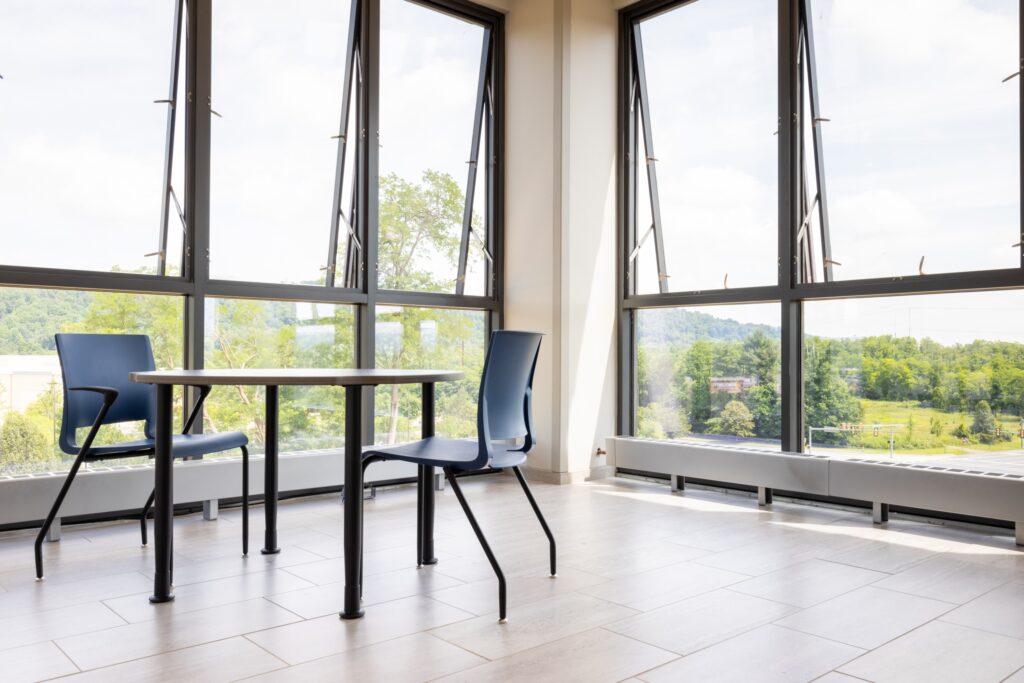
502;0;621;481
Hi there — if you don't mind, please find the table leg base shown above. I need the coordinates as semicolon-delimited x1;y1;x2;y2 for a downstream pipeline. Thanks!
261;547;281;555
421;557;438;566
149;594;175;604
339;609;365;620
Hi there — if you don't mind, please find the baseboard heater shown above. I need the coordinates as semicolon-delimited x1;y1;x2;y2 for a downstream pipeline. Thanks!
0;450;417;528
607;436;1024;545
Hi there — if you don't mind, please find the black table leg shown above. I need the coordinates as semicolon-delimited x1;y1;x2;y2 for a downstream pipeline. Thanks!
150;383;175;603
341;384;364;619
262;385;280;555
419;382;437;565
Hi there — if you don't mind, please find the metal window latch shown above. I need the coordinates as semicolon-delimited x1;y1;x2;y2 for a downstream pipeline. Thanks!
144;250;166;258
153;98;174;107
320;264;336;273
723;273;729;289
918;255;926;276
1012;241;1022;248
331;133;346;141
812;117;830;125
823;258;842;267
1003;70;1021;83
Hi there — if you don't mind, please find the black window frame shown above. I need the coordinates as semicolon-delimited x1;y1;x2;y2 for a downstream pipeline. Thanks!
0;0;505;447
618;0;1024;456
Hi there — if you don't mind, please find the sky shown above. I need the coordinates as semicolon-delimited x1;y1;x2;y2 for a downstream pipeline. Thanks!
0;0;487;292
0;0;1021;345
635;0;1018;295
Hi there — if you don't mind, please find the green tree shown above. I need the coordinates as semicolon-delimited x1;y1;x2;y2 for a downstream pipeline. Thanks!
0;412;49;471
706;400;755;437
685;341;713;431
805;338;861;445
971;400;998;443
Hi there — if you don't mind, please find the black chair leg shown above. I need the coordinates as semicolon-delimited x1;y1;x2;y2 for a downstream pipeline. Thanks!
34;453;88;580
512;466;556;577
241;446;249;557
140;490;156;546
445;467;507;623
357;456;377;598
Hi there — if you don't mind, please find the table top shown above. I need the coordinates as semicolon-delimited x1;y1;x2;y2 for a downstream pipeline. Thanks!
130;368;464;386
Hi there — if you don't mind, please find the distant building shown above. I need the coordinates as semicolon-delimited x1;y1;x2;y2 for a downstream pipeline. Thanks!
709;376;756;395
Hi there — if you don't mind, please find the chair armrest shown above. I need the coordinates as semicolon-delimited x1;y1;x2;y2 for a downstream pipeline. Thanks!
66;386;119;455
181;385;212;434
67;385;119;403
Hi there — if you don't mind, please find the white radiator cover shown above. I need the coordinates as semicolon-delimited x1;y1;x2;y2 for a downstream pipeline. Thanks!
0;450;416;526
607;437;1024;537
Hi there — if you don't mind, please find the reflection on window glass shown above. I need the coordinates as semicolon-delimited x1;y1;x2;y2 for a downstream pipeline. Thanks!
0;1;183;275
804;291;1024;473
204;299;355;454
210;0;351;285
374;306;486;444
634;0;777;293
378;0;487;293
0;288;183;475
636;304;781;450
806;0;1019;280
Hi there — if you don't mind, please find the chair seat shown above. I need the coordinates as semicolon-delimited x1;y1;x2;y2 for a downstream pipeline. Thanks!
363;436;527;471
84;431;249;460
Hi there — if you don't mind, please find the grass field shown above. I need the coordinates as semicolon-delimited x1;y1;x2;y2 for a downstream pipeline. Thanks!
832;400;1023;455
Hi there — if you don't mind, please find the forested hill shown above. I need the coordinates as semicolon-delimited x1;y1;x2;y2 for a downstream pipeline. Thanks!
0;289;91;354
638;308;780;347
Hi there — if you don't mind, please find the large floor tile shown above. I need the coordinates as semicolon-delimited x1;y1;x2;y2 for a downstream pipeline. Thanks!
0;601;124;651
839;621;1024;683
775;585;955;649
268;565;463;619
245;595;472;665
56;597;299;670
941;581;1024;639
430;592;636;660
730;559;887;608
56;636;285;682
429;566;605;615
435;627;678;683
605;589;796;655
0;640;80;683
0;571;152;620
245;633;485;683
639;624;862;683
873;554;1015;604
103;569;315;623
578;561;747;611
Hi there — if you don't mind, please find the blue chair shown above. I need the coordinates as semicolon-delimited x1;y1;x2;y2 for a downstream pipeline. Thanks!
34;333;250;579
363;330;555;623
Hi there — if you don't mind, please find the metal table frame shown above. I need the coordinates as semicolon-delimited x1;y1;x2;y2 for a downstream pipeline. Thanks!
131;368;462;619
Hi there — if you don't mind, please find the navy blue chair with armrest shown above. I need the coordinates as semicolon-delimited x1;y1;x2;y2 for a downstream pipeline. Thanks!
362;330;555;623
34;333;250;580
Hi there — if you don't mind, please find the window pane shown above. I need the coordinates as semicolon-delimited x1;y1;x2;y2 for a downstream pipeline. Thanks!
635;0;777;293
806;0;1019;280
374;306;486;444
210;0;352;285
0;1;182;275
0;288;183;476
804;291;1024;474
636;304;781;450
204;299;355;454
378;0;487;293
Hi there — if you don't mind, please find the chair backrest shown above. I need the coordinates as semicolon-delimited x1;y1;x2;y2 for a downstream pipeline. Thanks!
476;330;542;461
54;333;157;453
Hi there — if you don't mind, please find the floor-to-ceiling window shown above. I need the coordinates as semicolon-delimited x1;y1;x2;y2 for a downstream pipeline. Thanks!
0;0;504;490
620;0;1023;479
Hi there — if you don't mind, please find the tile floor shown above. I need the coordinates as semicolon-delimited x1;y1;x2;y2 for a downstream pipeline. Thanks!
2;474;1024;681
